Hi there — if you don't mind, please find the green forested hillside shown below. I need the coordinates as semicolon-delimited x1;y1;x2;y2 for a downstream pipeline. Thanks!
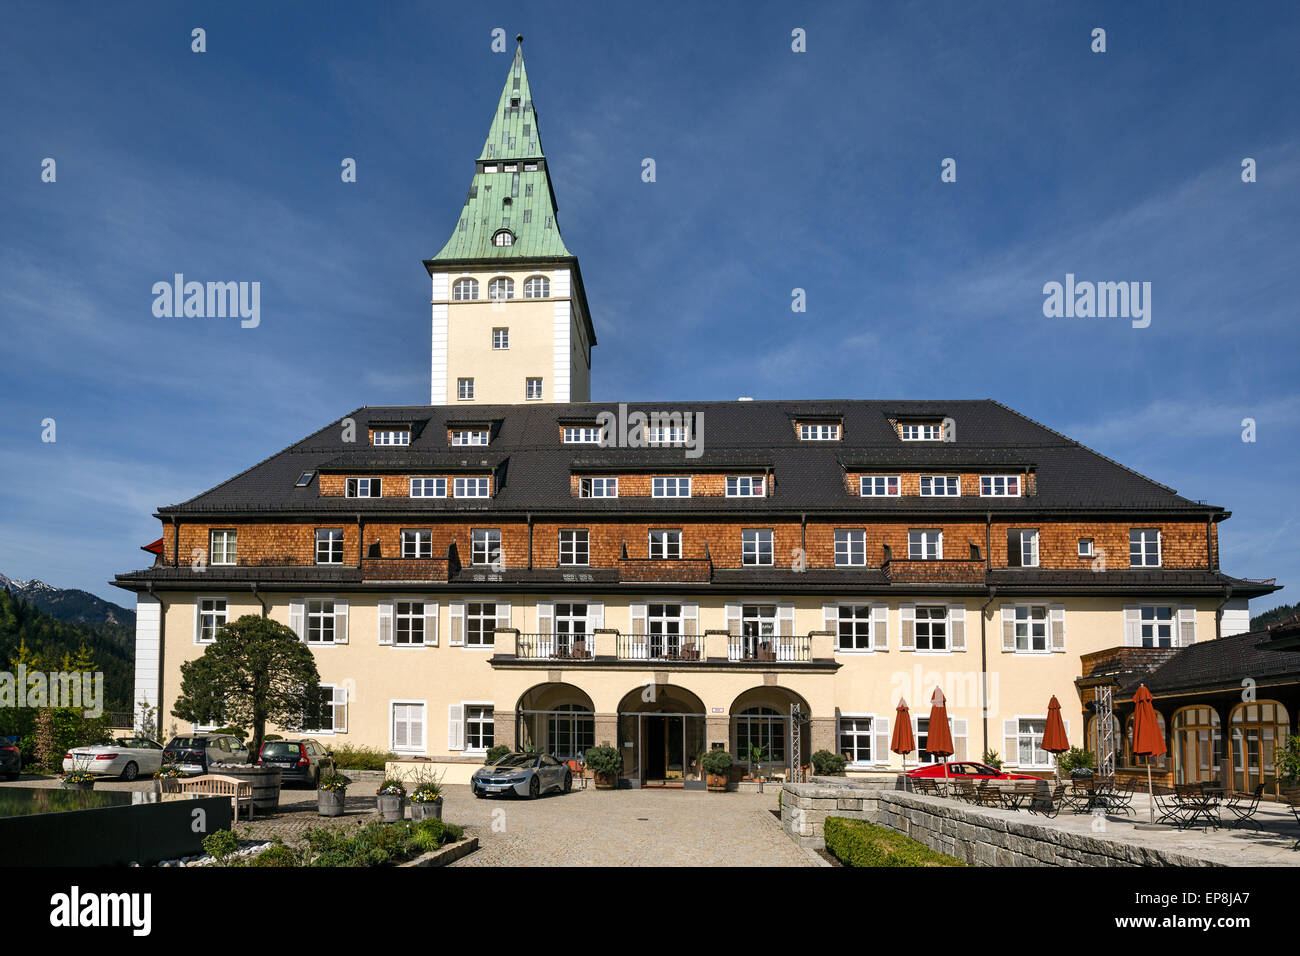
1251;603;1298;632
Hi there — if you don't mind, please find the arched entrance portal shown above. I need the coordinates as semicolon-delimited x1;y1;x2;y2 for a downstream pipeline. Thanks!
730;687;811;780
516;683;596;761
617;685;706;788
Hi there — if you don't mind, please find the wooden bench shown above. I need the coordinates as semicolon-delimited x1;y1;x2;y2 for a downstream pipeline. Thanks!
162;773;255;821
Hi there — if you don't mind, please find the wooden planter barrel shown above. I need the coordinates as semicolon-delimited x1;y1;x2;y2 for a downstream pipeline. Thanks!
212;765;282;814
593;772;618;790
318;789;347;817
706;773;728;792
410;799;442;821
377;794;406;822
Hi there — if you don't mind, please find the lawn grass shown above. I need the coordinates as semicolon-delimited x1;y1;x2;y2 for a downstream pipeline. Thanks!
824;816;966;867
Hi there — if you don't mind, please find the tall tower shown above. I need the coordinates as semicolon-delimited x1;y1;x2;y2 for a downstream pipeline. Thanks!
425;36;595;405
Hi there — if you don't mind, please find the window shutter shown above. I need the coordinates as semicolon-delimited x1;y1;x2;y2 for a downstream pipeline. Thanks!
447;704;464;750
725;603;742;636
874;716;890;765
537;601;553;635
393;704;409;750
1007;530;1021;567
1123;605;1141;647
409;705;425;750
1177;605;1197;646
497;601;511;629
630;601;647;633
423;600;438;646
900;603;915;651
332;686;348;733
1050;603;1066;652
872;604;888;651
948;604;966;651
289;598;305;640
192;601;201;644
823;603;838;635
777;604;794;636
629;602;647;658
681;603;697;635
1001;605;1016;652
952;719;968;761
589;601;604;632
378;600;394;645
333;599;349;644
1003;718;1019;767
449;601;465;646
1062;719;1070;750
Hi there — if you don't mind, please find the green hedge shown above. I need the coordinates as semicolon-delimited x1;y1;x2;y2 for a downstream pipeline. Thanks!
327;744;396;771
823;817;965;867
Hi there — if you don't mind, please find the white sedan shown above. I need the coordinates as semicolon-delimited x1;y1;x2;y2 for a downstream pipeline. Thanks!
63;737;165;781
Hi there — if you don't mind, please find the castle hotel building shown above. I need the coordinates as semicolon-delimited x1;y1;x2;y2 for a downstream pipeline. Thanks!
114;40;1282;789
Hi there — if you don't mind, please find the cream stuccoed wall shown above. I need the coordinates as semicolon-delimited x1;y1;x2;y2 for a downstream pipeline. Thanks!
430;267;590;405
154;594;1216;773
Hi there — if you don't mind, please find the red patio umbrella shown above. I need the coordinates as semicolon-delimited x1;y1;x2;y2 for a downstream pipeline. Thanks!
1041;695;1071;780
1131;684;1168;824
925;687;955;791
891;697;916;778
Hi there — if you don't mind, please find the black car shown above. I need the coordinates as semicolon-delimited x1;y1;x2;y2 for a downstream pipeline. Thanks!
256;738;333;787
0;738;21;780
162;733;250;774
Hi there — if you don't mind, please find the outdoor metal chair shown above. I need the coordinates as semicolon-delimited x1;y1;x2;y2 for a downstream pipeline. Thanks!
1224;784;1265;832
974;787;1005;809
1027;783;1068;818
1106;778;1137;815
1061;778;1093;813
1153;784;1198;829
1284;792;1300;850
954;780;979;803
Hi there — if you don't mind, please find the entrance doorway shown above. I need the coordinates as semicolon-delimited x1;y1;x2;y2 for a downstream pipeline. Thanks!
643;715;685;784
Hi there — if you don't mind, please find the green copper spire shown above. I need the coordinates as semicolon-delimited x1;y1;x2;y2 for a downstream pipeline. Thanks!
429;35;573;263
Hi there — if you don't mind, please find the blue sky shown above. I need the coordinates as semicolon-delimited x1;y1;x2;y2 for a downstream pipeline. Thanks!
1;1;1297;612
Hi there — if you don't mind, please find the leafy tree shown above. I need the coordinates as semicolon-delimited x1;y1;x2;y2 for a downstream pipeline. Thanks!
172;615;322;761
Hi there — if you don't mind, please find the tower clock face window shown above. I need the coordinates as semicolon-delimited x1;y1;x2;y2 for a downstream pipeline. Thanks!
492;230;514;247
488;277;515;300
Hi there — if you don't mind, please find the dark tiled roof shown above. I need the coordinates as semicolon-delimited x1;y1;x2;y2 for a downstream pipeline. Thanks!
156;399;1224;518
1144;625;1300;695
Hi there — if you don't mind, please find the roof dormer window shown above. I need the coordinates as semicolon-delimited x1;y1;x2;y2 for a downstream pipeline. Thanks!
372;429;411;446
562;425;603;444
798;422;841;441
492;230;515;247
451;429;490;447
900;422;944;441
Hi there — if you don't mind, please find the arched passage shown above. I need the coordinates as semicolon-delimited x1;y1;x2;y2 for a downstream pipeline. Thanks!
515;682;596;761
617;684;706;788
730;686;812;779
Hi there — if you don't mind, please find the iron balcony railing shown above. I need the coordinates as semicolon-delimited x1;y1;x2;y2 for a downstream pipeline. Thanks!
727;634;812;663
617;633;704;662
515;632;595;661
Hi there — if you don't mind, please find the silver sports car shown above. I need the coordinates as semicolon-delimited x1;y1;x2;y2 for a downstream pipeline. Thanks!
471;752;573;799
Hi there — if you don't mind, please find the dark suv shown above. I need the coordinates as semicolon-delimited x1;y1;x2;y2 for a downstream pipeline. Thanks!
256;738;334;787
162;733;250;774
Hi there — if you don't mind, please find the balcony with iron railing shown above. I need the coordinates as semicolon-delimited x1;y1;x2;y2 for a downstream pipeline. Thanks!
491;628;834;669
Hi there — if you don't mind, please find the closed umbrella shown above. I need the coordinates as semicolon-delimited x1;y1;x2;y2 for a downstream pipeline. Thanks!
925;687;955;792
1131;684;1168;824
891;697;916;781
1041;695;1071;781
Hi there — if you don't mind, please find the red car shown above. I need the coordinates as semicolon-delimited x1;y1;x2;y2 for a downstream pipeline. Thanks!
904;761;1037;781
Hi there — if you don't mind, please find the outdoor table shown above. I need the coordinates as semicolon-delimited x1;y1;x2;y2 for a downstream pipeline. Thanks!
1176;786;1224;829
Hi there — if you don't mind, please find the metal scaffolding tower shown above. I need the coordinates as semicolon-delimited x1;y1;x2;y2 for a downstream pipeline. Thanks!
1095;685;1117;778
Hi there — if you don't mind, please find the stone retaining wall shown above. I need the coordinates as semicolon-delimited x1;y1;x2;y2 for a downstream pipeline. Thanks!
781;781;1221;867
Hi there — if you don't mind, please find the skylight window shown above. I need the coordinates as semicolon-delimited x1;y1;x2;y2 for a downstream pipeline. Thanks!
295;472;315;487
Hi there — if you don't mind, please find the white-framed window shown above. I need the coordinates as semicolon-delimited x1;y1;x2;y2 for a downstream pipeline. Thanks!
901;422;943;441
980;475;1020;497
491;231;514;248
315;529;344;564
1016;718;1051;768
742;529;774;566
579;476;618;498
451;429;490;446
492;327;509;349
1130;529;1161;567
465;602;505;647
471;529;502;566
401;529;432;559
652;476;691;498
834;604;871;651
914;605;947;651
908;529;942;560
196;597;227;643
726;476;764;497
919;475;960;496
646;425;691;445
798;423;840;441
1010;604;1048;652
465;705;495;751
390;701;425;753
526;377;543;400
559;529;589;566
859;475;900;497
345;477;381;498
1007;529;1039;568
306;684;347;735
454;476;490;498
838;716;875;765
395;601;426;646
295;472;315;487
371;429;410;446
410;477;446;498
306;599;339;644
834;529;866;566
1078;537;1094;557
649;529;682;560
562;426;602;444
1137;605;1175;648
457;378;474;400
453;278;479;301
488;276;514;299
209;530;237;565
523;275;550;298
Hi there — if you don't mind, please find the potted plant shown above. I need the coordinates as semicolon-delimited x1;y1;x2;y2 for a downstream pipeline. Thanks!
376;777;407;822
60;753;96;790
408;767;445;821
810;749;847;776
585;746;622;789
317;771;351;817
701;750;733;792
748;743;768;780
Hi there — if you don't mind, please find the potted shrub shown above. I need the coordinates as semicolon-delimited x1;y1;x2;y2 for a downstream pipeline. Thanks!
409;768;445;821
317;771;351;817
810;749;847;776
748;743;768;781
585;746;622;789
376;777;407;822
701;750;733;792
